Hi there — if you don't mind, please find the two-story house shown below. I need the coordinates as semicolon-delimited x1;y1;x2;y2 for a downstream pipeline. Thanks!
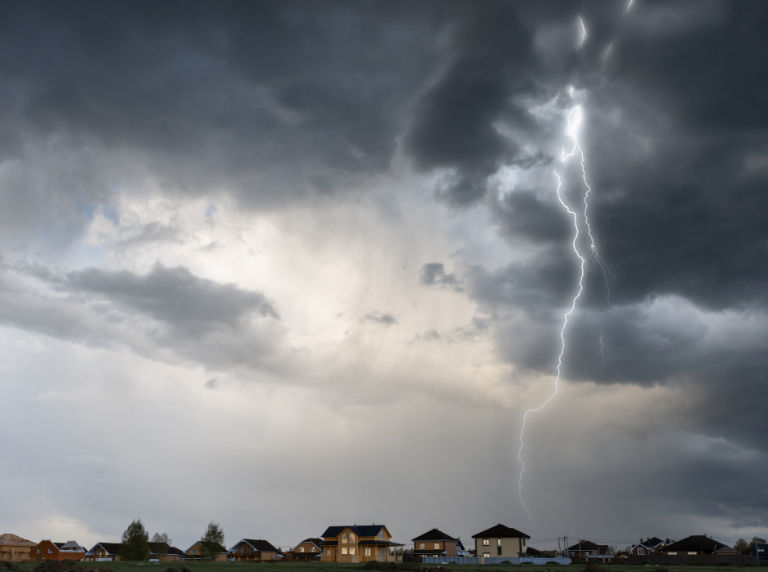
411;528;464;560
320;524;401;563
472;524;530;559
30;540;86;561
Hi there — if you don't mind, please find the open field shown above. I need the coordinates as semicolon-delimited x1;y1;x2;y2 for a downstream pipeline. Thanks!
9;563;766;572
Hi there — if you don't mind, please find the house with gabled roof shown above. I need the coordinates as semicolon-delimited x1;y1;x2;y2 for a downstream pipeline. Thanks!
148;543;184;562
228;538;279;562
285;538;322;560
411;528;464;560
661;535;729;556
320;524;402;563
84;542;122;562
30;540;86;561
185;540;228;561
565;540;612;560
1;534;36;562
630;537;668;556
472;524;530;559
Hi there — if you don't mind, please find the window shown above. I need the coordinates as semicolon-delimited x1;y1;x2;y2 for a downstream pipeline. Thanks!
419;543;425;550
434;543;440;549
299;547;304;553
638;548;644;556
483;552;491;558
482;539;490;546
687;552;697;556
342;547;348;555
311;547;316;552
380;532;385;540
349;547;356;555
365;548;371;557
497;538;502;556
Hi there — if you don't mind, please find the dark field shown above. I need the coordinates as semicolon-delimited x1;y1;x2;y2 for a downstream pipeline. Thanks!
9;562;766;572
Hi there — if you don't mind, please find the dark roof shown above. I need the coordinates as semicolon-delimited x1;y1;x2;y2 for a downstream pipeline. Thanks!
300;538;323;546
239;539;279;552
358;540;403;546
92;543;122;555
566;540;605;552
645;537;664;547
472;524;530;540
663;536;727;554
321;525;387;538
412;528;458;542
191;540;228;553
148;543;185;556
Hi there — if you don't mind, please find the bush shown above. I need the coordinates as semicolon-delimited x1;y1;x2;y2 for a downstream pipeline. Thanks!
4;563;21;572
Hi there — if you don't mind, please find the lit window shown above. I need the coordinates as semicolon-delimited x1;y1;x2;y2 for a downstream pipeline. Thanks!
365;548;371;557
434;543;440;549
688;552;697;556
482;539;490;546
419;543;425;550
342;547;348;555
483;552;490;558
350;547;356;555
299;547;304;553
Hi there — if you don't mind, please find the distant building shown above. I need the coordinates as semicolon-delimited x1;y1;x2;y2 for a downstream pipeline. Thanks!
565;540;611;560
320;524;402;563
472;524;530;559
755;543;768;563
411;528;464;560
661;535;728;556
0;534;36;562
228;539;279;562
185;541;228;562
30;540;86;561
84;543;122;562
285;538;322;560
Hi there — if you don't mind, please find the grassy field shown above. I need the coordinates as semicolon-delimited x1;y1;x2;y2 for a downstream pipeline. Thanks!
9;562;765;572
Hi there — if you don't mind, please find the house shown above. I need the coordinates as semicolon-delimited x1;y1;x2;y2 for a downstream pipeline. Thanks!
565;540;611;560
661;535;728;556
285;538;323;560
30;540;86;561
0;534;36;562
472;524;530;559
630;537;668;556
148;543;185;562
525;547;557;558
755;543;768;563
320;524;402;563
185;541;229;562
228;539;279;562
411;528;464;560
84;543;122;562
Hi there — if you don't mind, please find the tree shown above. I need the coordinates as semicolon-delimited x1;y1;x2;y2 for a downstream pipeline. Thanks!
200;522;225;560
121;519;150;561
748;537;767;554
151;532;172;546
734;539;749;554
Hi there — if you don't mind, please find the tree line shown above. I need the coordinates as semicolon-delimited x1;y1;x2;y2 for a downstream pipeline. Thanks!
121;520;225;561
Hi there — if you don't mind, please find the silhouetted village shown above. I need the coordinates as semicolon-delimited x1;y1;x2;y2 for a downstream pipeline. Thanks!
2;525;767;566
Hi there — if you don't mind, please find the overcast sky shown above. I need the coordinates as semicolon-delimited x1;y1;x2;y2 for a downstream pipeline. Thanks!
1;0;767;553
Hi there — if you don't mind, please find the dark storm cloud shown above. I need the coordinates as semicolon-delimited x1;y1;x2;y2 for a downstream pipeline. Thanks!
0;0;445;243
0;261;285;372
67;264;278;328
404;3;547;206
419;262;462;291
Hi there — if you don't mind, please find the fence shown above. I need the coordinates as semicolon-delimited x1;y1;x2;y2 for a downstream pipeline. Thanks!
422;556;572;565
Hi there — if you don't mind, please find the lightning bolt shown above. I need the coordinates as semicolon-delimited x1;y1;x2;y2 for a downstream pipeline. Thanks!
517;169;586;519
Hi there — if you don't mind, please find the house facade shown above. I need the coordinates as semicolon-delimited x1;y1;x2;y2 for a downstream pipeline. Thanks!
320;525;401;563
30;540;86;561
566;540;611;560
472;524;530;559
84;543;122;562
0;534;35;562
228;539;279;562
147;543;184;562
287;538;322;560
411;528;464;560
661;536;727;556
185;541;228;562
